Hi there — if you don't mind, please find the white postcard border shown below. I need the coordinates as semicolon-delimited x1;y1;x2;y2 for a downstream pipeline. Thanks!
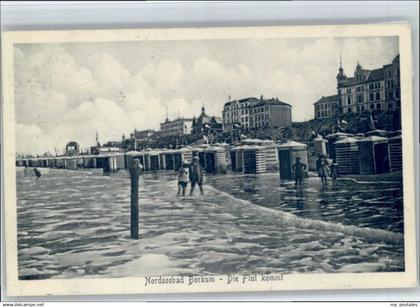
1;24;417;296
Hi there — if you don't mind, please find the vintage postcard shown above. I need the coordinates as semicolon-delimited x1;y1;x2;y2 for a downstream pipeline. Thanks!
1;24;417;296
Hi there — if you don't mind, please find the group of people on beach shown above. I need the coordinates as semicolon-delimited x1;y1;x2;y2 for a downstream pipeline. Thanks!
177;152;339;196
292;154;339;191
176;155;204;197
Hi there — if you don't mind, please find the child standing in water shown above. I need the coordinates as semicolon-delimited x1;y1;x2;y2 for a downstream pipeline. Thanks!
177;162;189;196
316;154;330;190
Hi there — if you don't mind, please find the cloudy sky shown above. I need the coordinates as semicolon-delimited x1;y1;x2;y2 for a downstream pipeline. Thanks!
14;36;398;155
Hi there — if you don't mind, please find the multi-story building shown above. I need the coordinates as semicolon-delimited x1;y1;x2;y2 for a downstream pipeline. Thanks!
222;96;292;131
314;54;400;119
131;129;155;142
314;95;339;119
160;118;193;138
249;98;292;129
222;97;260;132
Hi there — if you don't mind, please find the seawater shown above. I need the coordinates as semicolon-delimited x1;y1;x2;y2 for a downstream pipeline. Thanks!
16;169;405;279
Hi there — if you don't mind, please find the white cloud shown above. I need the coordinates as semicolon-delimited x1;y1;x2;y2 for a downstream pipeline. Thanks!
16;123;56;155
14;36;399;155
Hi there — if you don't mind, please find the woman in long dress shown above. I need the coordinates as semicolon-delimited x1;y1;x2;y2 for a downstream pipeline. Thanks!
316;154;329;189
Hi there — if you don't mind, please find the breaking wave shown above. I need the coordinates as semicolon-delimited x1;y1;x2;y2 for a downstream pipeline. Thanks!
206;185;404;245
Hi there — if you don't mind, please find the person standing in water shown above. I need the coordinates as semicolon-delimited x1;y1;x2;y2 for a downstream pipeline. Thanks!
292;157;306;191
189;156;204;196
177;162;189;196
331;162;339;186
316;154;330;189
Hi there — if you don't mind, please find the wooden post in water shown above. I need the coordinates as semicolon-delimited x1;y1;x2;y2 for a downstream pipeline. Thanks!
129;159;141;239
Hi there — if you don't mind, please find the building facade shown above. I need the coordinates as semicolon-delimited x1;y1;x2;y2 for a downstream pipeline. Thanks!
222;97;260;132
314;54;400;119
160;118;193;138
314;95;339;119
192;107;223;135
249;98;292;129
65;141;79;156
222;96;292;132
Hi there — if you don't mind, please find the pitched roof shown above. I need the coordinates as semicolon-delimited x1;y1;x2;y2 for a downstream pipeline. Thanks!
335;137;359;144
213;117;223;124
325;132;351;138
253;98;291;108
366;68;384;82
278;140;307;148
314;94;338;105
358;135;388;142
238;97;259;103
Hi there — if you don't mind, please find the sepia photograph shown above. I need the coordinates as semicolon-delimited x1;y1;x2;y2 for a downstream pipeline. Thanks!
1;24;416;296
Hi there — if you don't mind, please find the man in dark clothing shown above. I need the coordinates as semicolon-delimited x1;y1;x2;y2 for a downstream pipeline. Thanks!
292;157;306;190
189;156;204;195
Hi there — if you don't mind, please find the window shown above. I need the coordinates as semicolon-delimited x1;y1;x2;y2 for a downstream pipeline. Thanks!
347;107;352;113
388;103;393;110
369;93;374;101
317;112;321;118
376;103;381;109
361;106;365;111
370;104;375;110
369;83;374;90
375;92;381;100
347;97;352;105
346;88;351;94
357;95;364;103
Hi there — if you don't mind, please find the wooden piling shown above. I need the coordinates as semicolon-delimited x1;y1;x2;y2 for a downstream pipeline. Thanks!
129;159;141;239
